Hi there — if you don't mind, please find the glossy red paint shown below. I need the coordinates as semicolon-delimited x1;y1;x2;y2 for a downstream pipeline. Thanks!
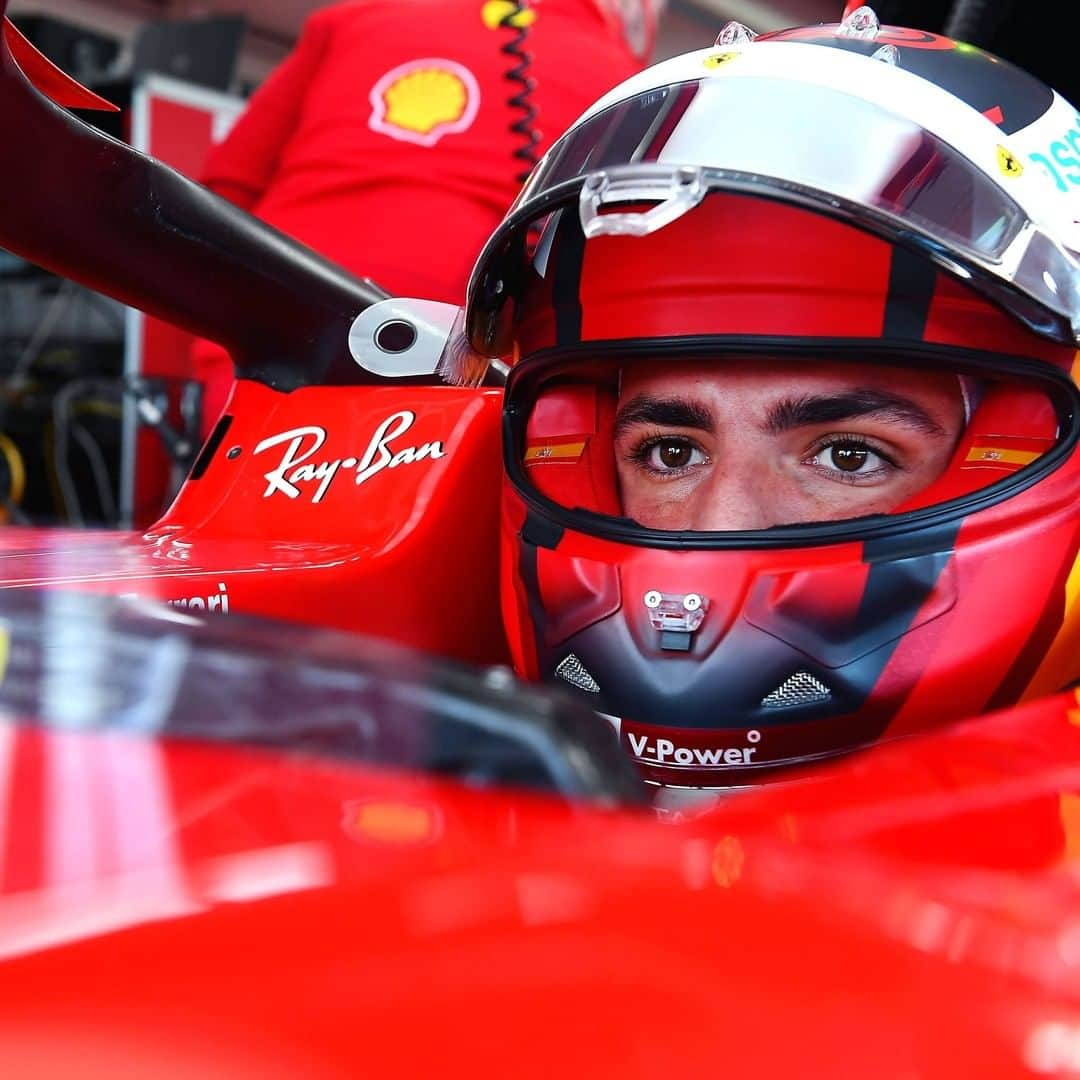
697;687;1080;867
0;695;1077;1077
0;381;509;665
2;15;1080;1072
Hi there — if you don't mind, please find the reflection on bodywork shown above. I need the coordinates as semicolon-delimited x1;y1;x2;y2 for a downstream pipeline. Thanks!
0;589;644;805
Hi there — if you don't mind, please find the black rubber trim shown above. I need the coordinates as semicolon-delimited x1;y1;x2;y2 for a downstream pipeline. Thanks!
521;510;565;550
189;414;233;481
862;518;964;563
503;337;1080;551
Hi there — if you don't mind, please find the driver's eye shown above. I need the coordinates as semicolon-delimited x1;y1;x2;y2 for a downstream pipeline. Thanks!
640;437;706;473
654;440;693;469
806;437;896;482
829;444;870;472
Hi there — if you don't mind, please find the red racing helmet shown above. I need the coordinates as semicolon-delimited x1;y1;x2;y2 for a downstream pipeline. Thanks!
456;8;1080;792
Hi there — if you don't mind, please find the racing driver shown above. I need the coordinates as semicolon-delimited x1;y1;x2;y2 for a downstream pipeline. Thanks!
437;6;1080;797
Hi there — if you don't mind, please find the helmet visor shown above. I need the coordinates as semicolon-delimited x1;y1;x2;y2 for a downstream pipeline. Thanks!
495;78;1080;344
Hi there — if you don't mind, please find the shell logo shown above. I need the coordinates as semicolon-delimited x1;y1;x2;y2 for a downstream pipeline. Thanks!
369;58;481;147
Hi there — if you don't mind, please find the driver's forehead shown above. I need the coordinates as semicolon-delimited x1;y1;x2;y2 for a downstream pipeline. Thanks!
617;360;964;414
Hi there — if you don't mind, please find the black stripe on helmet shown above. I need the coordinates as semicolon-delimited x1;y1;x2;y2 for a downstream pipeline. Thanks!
883;244;938;340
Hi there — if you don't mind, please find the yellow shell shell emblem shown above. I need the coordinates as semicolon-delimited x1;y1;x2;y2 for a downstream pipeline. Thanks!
997;144;1024;178
369;58;481;146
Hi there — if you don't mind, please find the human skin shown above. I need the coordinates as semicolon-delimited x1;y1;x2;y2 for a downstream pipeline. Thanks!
612;359;967;531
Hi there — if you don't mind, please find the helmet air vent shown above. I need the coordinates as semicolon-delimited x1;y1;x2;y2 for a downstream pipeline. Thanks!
715;22;757;47
644;590;708;652
555;654;601;693
838;5;880;38
761;672;831;709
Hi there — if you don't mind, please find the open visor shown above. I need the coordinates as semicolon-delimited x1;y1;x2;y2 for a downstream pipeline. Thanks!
461;76;1080;365
506;351;1079;547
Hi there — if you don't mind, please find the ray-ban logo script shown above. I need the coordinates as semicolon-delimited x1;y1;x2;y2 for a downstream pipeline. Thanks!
254;411;446;502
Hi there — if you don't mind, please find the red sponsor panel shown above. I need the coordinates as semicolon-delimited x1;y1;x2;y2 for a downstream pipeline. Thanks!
575;197;895;344
74;380;508;664
0;379;509;665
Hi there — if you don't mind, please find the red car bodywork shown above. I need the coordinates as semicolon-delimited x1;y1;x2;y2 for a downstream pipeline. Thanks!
0;691;1076;1077
1;15;1079;1077
0;381;510;666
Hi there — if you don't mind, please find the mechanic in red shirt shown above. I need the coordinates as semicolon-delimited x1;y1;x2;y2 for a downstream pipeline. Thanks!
193;0;657;433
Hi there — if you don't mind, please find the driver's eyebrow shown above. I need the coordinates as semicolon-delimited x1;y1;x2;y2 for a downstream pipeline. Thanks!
614;395;715;437
763;389;947;437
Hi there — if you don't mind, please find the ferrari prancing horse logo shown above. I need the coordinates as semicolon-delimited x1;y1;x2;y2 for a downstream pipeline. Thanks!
997;144;1024;178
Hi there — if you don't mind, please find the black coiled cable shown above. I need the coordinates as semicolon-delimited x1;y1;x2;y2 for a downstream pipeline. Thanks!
499;2;541;184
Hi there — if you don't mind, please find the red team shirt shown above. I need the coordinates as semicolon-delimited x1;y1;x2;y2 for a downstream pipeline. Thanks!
194;0;648;427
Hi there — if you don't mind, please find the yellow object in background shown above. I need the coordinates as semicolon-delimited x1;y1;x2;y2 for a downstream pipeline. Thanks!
481;1;537;31
0;433;26;524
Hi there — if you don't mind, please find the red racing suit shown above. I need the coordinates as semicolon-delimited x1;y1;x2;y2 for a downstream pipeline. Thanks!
193;0;647;431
